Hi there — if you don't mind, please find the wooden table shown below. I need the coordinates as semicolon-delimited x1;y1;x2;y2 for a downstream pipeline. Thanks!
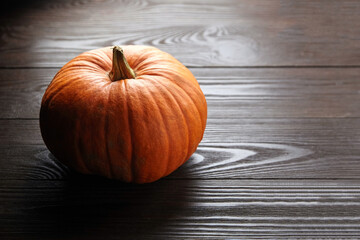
1;0;360;239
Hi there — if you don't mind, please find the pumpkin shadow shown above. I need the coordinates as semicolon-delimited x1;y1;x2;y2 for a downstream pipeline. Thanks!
20;152;196;239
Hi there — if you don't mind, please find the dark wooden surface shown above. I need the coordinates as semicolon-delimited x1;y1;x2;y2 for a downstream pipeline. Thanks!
1;0;360;239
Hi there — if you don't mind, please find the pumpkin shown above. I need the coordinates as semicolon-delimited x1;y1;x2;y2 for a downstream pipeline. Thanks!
40;45;207;183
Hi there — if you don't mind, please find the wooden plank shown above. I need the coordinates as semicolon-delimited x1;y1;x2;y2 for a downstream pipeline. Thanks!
0;68;359;119
1;179;360;239
0;118;359;180
0;0;360;67
2;118;359;146
0;68;55;119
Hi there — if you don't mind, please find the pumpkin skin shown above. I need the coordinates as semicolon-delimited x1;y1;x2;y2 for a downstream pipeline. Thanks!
40;45;207;183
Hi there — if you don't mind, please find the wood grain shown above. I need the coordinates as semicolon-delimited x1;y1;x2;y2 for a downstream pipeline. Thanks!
1;1;360;238
1;179;360;239
0;67;359;118
0;0;360;67
0;118;359;180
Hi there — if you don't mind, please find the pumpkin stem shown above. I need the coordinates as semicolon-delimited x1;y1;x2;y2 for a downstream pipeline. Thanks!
109;46;136;81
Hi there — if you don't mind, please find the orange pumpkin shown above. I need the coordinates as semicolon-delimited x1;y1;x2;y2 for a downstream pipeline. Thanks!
40;46;207;183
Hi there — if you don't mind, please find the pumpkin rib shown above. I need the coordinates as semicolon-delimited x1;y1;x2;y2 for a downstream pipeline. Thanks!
41;74;72;107
120;81;135;182
162;75;202;161
145;79;172;178
127;79;171;182
127;49;151;72
130;79;170;182
41;80;89;175
147;69;205;138
163;65;205;129
44;70;96;110
145;76;190;170
75;117;92;174
76;87;109;176
74;50;111;72
172;81;205;136
123;80;134;182
104;84;114;179
45;80;94;175
163;76;204;148
170;84;202;162
180;85;204;139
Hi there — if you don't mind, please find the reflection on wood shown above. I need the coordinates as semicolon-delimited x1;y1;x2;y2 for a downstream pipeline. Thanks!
184;144;311;176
